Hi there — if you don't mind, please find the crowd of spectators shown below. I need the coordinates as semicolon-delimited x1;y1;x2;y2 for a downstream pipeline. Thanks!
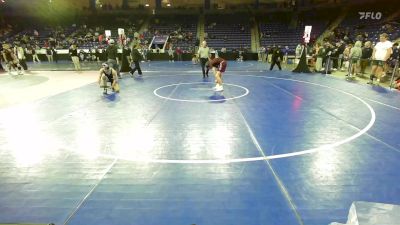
308;19;399;85
1;10;399;88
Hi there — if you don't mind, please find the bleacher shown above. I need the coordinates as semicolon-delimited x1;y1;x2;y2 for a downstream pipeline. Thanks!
260;12;330;53
148;15;197;51
338;9;400;43
204;15;251;51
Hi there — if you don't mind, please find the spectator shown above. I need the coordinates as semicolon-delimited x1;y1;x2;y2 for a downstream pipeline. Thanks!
348;41;362;77
120;43;131;73
168;46;174;62
105;39;120;78
52;47;58;63
389;43;399;70
69;44;81;71
46;47;53;63
341;43;352;72
0;44;4;72
129;44;143;77
315;43;325;72
295;44;302;64
283;46;289;63
368;33;393;84
176;47;183;61
360;41;373;75
31;45;40;63
258;46;264;62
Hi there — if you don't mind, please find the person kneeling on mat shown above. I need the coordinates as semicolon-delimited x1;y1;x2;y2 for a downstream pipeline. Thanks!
98;62;119;94
208;55;227;92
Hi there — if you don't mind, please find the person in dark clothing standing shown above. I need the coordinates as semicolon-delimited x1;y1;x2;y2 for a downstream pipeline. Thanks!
360;41;373;75
106;39;120;78
129;44;142;77
337;41;346;70
270;46;283;70
0;44;4;72
120;44;131;73
323;42;335;74
389;43;399;68
331;42;340;70
52;47;58;63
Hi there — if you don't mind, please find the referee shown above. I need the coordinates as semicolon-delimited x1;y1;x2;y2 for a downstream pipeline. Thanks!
198;40;210;78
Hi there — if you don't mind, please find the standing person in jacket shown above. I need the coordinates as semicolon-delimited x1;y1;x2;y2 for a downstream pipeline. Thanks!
106;39;120;78
348;41;362;77
270;46;283;70
129;44;143;77
52;47;58;63
389;43;399;70
360;41;373;76
0;44;4;72
120;43;131;73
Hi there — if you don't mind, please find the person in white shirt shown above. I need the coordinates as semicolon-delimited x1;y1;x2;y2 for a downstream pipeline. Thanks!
198;40;210;78
368;33;393;84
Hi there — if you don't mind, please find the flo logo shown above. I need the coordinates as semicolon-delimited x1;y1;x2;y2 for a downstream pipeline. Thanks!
359;12;382;20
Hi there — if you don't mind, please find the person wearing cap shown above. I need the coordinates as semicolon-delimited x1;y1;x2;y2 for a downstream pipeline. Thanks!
208;55;227;92
198;40;210;78
105;39;121;78
98;62;119;94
